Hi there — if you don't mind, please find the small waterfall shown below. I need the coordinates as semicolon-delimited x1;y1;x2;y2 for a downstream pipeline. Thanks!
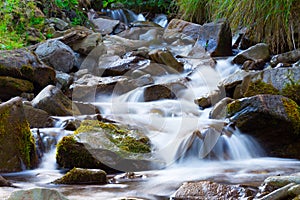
153;14;168;28
102;8;145;25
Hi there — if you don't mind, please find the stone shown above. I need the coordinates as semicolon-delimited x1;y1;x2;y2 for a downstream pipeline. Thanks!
71;32;102;55
56;120;163;172
233;43;270;65
23;104;52;128
241;59;266;70
164;19;232;57
227;94;300;158
0;97;37;172
55;71;73;92
194;90;222;109
0;49;56;91
117;26;164;41
8;188;68;200
209;97;234;119
92;17;120;35
144;81;187;102
32;85;80;116
0;76;34;101
53;168;107;185
47;17;69;31
35;39;77;73
174;181;242;199
149;49;184;72
270;49;300;67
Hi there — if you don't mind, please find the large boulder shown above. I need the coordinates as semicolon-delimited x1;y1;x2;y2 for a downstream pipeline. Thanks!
149;49;184;72
53;168;107;185
0;97;37;172
8;188;68;200
23;103;52;128
56;120;163;172
164;19;232;57
31;85;80;116
35;40;77;73
0;49;56;91
233;43;270;65
227;94;300;158
0;76;34;101
71;32;102;55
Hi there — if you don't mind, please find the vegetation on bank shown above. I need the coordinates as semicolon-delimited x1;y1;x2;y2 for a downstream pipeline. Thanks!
0;0;299;54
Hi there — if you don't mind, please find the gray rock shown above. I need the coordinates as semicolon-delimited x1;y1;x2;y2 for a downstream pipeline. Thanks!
0;49;56;91
194;90;222;109
47;17;69;31
32;85;80;116
35;40;77;73
233;43;270;64
270;49;300;67
8;188;68;200
149;49;184;72
23;104;52;128
209;97;234;119
0;175;12;187
164;19;232;57
92;17;120;35
71;33;102;55
55;71;73;92
53;168;107;185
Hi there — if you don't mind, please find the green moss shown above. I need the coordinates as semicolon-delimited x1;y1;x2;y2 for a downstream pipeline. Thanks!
282;80;300;105
282;98;300;135
244;80;279;97
20;65;34;77
227;100;241;117
0;76;34;92
75;120;151;153
53;167;107;185
56;135;103;169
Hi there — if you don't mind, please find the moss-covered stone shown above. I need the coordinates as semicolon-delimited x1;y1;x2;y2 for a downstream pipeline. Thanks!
75;120;151;153
282;98;300;135
53;167;107;185
0;76;34;100
0;97;37;172
56;135;104;169
282;80;300;105
243;80;280;97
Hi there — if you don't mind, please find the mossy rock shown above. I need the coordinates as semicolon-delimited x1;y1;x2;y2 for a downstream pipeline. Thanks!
227;94;300;158
0;97;38;172
0;76;34;101
0;49;56;91
53;167;107;185
57;120;164;172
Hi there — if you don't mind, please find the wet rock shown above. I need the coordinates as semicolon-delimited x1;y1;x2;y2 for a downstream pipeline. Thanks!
47;17;69;31
0;97;37;172
0;49;56;91
149;49;184;72
144;81;187;102
174;181;243;199
0;76;34;101
264;175;300;188
241;59;266;70
23;104;52;128
8;188;68;200
0;175;12;187
233;43;270;65
35;40;77;73
164;19;232;57
218;70;256;98
194;90;222;109
227;94;300;157
71;32;102;55
97;55;143;77
270;49;300;67
92;17;120;35
53;167;107;185
56;120;162;172
32;85;80;116
73;101;100;115
209;97;234;119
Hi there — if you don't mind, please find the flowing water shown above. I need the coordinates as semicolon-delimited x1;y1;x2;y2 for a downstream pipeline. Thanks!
1;38;300;199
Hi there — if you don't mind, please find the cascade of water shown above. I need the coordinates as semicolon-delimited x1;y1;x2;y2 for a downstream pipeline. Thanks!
153;14;168;28
102;8;145;25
